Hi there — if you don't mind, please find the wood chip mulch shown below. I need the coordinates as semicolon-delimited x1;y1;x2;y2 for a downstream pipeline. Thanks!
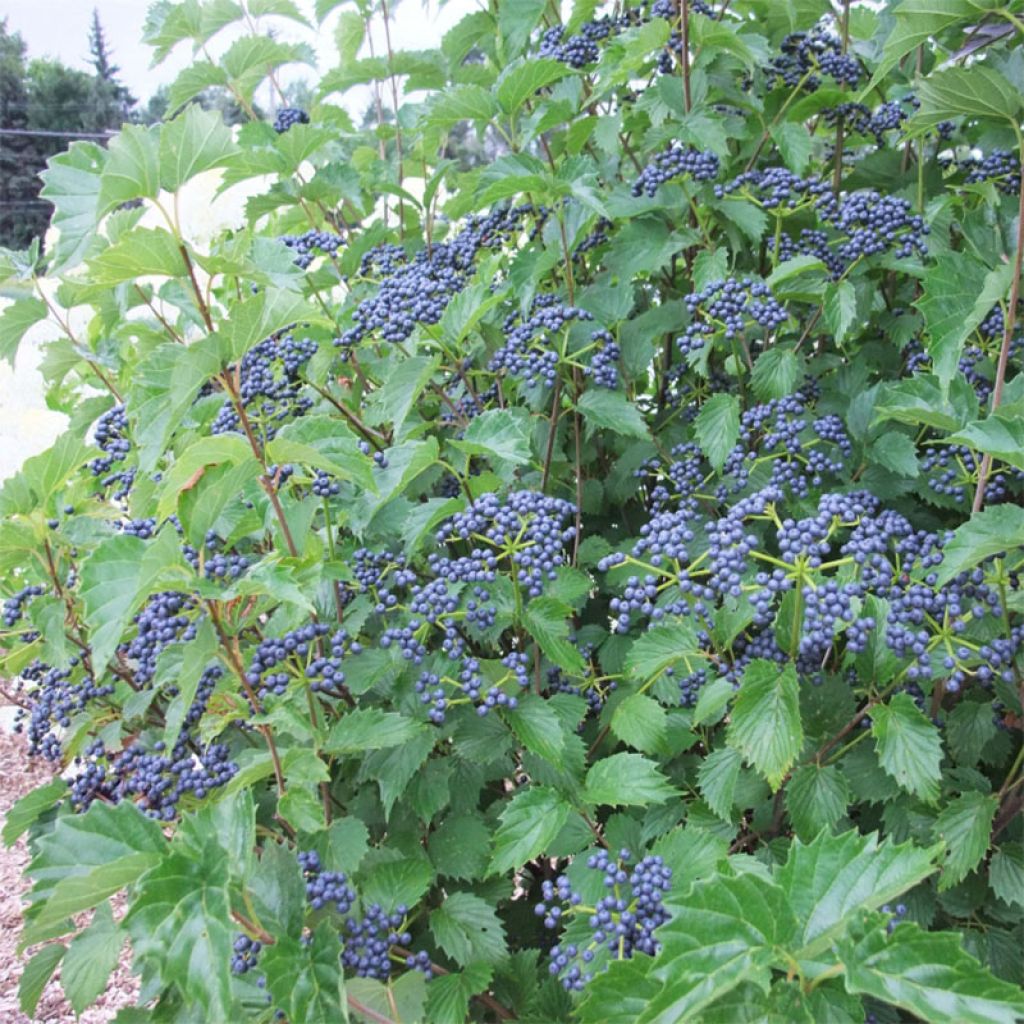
0;725;140;1023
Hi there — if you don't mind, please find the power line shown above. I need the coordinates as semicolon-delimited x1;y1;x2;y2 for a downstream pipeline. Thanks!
0;127;116;139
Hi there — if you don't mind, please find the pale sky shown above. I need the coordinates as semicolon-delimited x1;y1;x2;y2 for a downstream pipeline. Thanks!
2;0;468;105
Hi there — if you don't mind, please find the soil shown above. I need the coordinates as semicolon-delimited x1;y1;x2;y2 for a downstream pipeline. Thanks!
0;723;139;1023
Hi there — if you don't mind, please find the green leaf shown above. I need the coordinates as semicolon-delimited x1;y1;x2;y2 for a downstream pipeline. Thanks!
263;923;348;1024
497;58;570;114
98;123;161;214
990;845;1024;909
430;892;507;966
577;389;650;439
778;829;940;957
916;254;1000;385
488;786;572;875
770;122;813;175
88;228;185;285
425;965;495;1024
39;141;106;270
838;920;1024;1024
934;504;1024;586
270;415;376;492
79;528;186;673
693;676;733;726
127;341;226;472
934;791;998;890
750;346;802;401
125;850;234;1022
499;0;546;56
19;943;66;1016
159;104;239;192
61;902;122;1016
727;659;803;791
324;709;426;754
365;354;439;438
507;695;566;764
219;288;315;363
866;0;977;89
578;957;661;1024
452;407;533;466
430;815;491;881
948;412;1024;473
697;746;742;822
868;430;919;477
624;619;701;682
823;280;857;345
0;296;48;366
426;84;500;127
914;64;1024;129
522;596;588;675
695;394;740;472
584;752;677;807
637;874;797;1023
611;693;668;754
0;433;93;516
2;778;67;846
359;730;435;819
871;693;943;803
947;700;999;767
784;763;850;840
160;624;217;749
360;858;434;915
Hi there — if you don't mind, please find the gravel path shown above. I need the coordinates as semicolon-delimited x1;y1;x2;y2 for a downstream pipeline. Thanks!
0;724;139;1023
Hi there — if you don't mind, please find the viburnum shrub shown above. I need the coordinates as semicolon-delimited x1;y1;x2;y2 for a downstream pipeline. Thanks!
2;0;1024;1020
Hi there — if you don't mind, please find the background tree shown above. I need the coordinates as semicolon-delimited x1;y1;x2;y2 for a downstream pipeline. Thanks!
0;20;44;248
87;8;135;128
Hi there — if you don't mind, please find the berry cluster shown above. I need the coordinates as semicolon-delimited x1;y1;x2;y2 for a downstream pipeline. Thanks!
339;205;532;347
280;228;343;269
210;332;317;439
299;850;356;913
121;591;198;685
962;149;1021;194
247;623;355;700
585;330;621;389
679;278;788;355
764;24;861;92
630;145;719;198
88;404;135;499
490;296;595;388
341;903;432;981
536;849;673;990
3;584;44;627
273;106;309;133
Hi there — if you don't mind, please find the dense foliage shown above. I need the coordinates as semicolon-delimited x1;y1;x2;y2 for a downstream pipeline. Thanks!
1;0;1024;1021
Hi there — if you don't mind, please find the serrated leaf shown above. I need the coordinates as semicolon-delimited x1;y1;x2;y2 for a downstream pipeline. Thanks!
695;393;740;471
488;787;572;875
948;413;1024;472
39;141;106;271
611;693;668;754
637;874;797;1023
0;296;48;366
98;123;161;214
770;122;813;175
624;619;701;682
452;407;533;466
584;752;676;807
219;287;316;364
693;676;733;726
577;389;650;439
934;791;998;890
0;432;93;516
778;829;940;957
425;965;495;1024
430;892;507;966
429;815;491;881
2;778;67;846
507;695;566;764
839;920;1024;1024
19;943;66;1016
990;845;1024;909
871;693;943;803
750;346;802;400
61;902;122;1015
823;280;857;345
522;596;587;675
324;709;426;753
916;254;1000;386
946;700;999;767
914;64;1023;129
125;851;234;1022
360;858;434;913
868;431;919;477
934;504;1024;586
784;763;850;840
727;659;802;791
159;104;239;192
697;746;742;822
88;228;185;285
497;58;570;114
262;923;348;1024
426;84;500;127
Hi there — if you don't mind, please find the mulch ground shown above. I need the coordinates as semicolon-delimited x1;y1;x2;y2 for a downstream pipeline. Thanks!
0;724;139;1023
